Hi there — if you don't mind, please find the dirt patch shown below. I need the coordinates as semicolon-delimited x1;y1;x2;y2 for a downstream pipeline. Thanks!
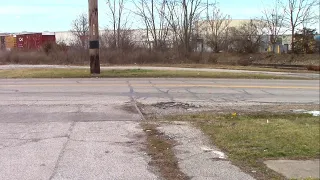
141;103;320;119
141;123;189;180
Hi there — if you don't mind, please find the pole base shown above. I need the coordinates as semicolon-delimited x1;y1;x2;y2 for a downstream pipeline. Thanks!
90;73;100;77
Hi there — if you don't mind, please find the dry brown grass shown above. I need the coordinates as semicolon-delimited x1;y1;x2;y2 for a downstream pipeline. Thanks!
100;49;174;64
255;53;320;66
0;49;88;65
142;123;189;180
0;47;319;69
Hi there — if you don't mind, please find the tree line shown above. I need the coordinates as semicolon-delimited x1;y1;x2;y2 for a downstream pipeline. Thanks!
70;0;319;55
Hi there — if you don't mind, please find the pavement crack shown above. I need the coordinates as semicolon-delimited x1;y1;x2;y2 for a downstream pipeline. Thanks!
127;80;134;95
261;90;275;95
49;121;76;180
0;135;68;150
242;89;251;95
185;88;201;100
69;139;112;143
126;81;145;121
69;139;136;145
0;140;31;150
220;97;232;102
2;135;68;141
0;89;19;93
148;81;174;101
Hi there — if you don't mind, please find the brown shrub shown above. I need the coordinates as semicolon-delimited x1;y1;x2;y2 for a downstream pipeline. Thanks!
237;56;255;66
0;50;51;64
255;53;319;65
207;54;218;64
0;47;318;67
187;53;203;64
0;46;89;65
99;49;181;64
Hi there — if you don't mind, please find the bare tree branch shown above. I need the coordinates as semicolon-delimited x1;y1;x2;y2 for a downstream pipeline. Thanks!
229;19;267;53
70;13;89;48
106;0;131;49
133;0;169;50
262;0;286;52
282;0;318;53
204;1;232;52
163;0;206;55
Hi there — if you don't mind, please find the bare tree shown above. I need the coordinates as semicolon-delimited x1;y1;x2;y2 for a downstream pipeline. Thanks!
204;2;232;53
101;29;135;51
106;0;131;49
134;0;169;51
163;0;206;55
294;27;318;54
282;0;319;53
71;13;89;48
262;0;286;53
229;19;267;53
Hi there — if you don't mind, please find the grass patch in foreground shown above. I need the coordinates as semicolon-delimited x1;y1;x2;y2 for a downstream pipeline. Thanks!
166;113;320;180
0;68;307;79
142;123;189;180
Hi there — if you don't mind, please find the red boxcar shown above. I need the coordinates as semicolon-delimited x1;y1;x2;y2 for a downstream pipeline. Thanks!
16;33;56;50
17;33;42;50
42;35;56;45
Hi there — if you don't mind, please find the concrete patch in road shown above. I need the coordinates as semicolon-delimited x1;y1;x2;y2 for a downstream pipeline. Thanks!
264;159;320;179
0;104;141;123
51;121;158;180
0;122;71;180
0;138;67;180
157;122;255;180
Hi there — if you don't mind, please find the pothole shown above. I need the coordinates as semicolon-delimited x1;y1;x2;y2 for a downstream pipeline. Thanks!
120;103;139;114
152;102;202;110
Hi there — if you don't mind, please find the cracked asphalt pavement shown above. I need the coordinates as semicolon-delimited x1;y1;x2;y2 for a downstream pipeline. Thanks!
0;78;319;180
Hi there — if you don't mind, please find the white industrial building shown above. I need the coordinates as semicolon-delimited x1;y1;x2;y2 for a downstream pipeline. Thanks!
3;19;295;53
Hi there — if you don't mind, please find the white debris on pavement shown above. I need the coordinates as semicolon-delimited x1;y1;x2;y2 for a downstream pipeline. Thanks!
292;109;320;116
201;147;227;159
306;111;320;116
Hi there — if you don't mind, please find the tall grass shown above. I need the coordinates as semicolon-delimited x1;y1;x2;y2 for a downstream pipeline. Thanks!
0;45;319;69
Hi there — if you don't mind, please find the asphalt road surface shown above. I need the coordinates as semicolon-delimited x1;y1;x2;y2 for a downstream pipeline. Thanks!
0;78;319;180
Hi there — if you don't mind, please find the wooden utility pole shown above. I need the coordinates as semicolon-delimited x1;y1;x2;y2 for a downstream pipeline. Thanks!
88;0;100;74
